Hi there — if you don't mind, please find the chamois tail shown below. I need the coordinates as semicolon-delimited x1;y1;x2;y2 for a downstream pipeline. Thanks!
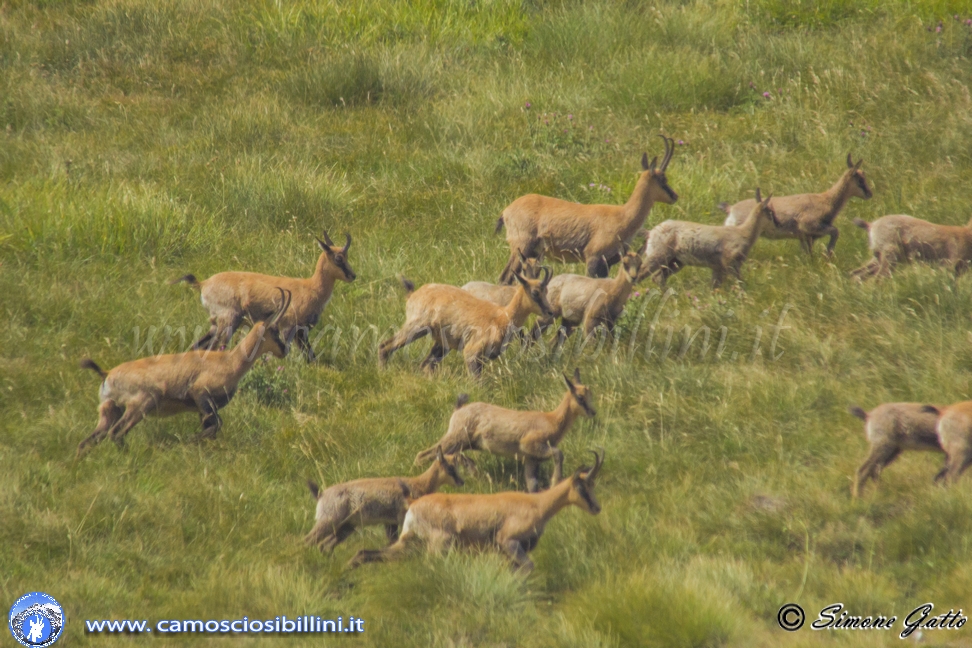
79;358;108;380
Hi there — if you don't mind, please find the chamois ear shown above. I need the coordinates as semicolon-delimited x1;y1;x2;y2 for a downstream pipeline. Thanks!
563;372;576;392
648;155;658;172
641;152;650;171
307;480;321;499
847;152;854;168
320;229;335;247
517;251;527;264
315;236;332;254
854;158;863;170
573;367;582;383
513;270;529;288
754;187;762;203
342;232;351;254
435;445;444;463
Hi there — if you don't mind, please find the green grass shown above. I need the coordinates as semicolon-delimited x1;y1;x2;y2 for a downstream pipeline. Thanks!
4;0;972;645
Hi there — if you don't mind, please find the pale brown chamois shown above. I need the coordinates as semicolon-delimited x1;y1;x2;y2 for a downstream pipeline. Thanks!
540;251;643;338
414;369;596;492
641;188;777;288
350;449;605;573
462;254;543;306
848;403;943;497
496;136;677;282
850;215;972;280
77;289;292;456
304;447;466;552
921;401;972;485
721;154;872;256
378;268;553;377
173;231;354;362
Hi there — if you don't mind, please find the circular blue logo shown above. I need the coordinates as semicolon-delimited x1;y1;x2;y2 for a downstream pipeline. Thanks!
9;592;64;647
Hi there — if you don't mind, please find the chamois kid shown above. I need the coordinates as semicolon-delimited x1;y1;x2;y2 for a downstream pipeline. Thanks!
173;231;354;362
415;369;596;492
922;402;972;485
77;289;292;456
848;403;943;497
305;448;465;551
497;136;677;281
851;215;972;280
721;154;872;256
642;188;777;288
462;254;543;306
541;251;643;338
378;268;553;377
350;449;605;574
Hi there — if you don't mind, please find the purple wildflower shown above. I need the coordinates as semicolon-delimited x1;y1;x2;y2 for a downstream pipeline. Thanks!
567;114;573;120
677;139;684;145
763;91;771;98
525;102;531;109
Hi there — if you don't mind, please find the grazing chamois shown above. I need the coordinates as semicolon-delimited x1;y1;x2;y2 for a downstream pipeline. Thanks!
77;289;292;456
173;231;355;362
850;215;972;280
541;251;643;338
378;268;553;377
305;448;466;552
462;254;543;306
848;403;943;497
414;369;596;492
721;154;872;256
922;402;972;485
350;449;605;573
496;136;678;282
641;188;777;288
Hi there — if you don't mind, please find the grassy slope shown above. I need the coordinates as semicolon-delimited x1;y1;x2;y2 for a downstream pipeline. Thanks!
3;0;972;645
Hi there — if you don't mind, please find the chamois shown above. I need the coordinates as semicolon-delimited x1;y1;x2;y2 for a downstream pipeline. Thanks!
850;215;972;280
641;188;777;288
378;268;553;377
721;154;872;256
305;448;466;552
462;254;543;306
541;251;643;338
848;403;943;497
414;369;596;492
173;231;354;362
923;402;972;485
77;289;292;456
350;449;605;573
496;136;677;282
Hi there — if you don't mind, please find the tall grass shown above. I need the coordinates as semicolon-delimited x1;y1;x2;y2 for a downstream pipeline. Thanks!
3;0;972;646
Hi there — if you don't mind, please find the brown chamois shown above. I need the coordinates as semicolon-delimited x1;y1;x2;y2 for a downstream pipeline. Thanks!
721;154;872;256
540;251;643;338
850;215;972;280
414;369;596;492
173;231;354;362
77;289;292;456
378;268;553;377
922;402;972;485
462;254;543;306
304;447;466;552
349;449;604;573
848;403;943;497
497;136;677;282
641;188;777;288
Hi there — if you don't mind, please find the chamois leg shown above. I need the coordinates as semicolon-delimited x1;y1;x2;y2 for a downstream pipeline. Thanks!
499;248;527;285
953;259;969;278
586;255;609;278
384;524;399;544
854;445;902;496
195;313;242;351
379;325;429;367
420;341;447;373
823;226;839;257
500;539;534;574
324;522;358;551
711;267;726;289
77;400;123;456
294;327;316;363
196;395;222;439
945;449;972;486
462;345;486;378
524;459;541;493
106;402;149;448
348;531;419;567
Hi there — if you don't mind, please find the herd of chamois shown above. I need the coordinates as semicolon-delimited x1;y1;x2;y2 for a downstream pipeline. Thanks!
77;135;972;572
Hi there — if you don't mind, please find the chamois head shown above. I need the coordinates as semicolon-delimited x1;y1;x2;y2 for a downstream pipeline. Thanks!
517;251;544;280
620;250;643;282
564;368;596;418
514;266;554;317
432;446;467;488
567;448;605;514
248;288;292;359
751;187;779;228
639;135;679;205
844;153;872;199
315;230;356;282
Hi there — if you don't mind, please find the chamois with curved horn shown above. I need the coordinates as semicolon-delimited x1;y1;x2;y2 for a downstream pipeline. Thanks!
497;136;677;281
720;154;872;256
350;449;605;574
172;231;354;362
77;289;292;455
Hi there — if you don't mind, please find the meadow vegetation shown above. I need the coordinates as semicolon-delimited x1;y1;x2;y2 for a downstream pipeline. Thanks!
4;0;972;645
